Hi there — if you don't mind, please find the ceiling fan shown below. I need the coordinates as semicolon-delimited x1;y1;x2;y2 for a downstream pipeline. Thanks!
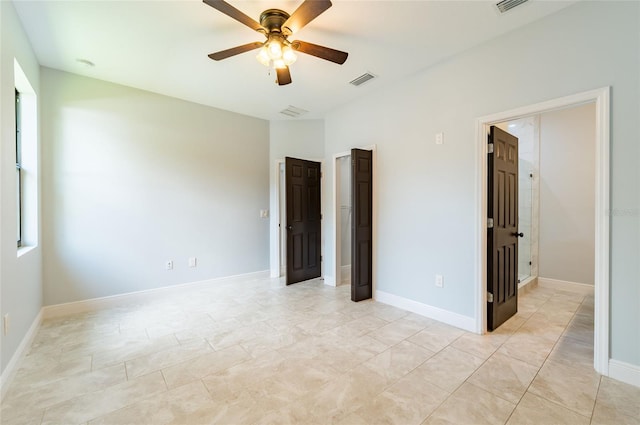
204;0;348;86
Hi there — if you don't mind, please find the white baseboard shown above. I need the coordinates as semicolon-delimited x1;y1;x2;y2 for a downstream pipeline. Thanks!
608;359;640;388
375;290;476;332
42;270;270;319
1;310;42;401
537;277;594;294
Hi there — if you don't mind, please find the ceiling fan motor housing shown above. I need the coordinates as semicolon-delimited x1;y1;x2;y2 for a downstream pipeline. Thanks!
259;9;290;33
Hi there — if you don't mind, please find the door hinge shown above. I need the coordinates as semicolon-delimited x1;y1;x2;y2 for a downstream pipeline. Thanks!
487;292;494;303
320;213;323;220
488;143;494;154
320;255;323;261
487;218;494;229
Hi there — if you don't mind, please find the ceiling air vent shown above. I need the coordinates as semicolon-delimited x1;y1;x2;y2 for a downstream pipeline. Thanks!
496;0;529;13
280;105;309;118
349;72;377;87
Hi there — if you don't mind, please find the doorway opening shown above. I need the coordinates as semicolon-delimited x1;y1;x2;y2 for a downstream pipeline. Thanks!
336;155;352;287
475;87;610;374
332;146;375;301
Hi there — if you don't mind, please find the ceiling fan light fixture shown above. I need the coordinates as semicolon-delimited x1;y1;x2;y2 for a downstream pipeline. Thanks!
256;47;271;67
282;45;297;66
267;39;282;59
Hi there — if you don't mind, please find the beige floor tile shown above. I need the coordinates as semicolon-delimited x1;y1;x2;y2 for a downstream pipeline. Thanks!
334;412;371;425
0;408;45;425
4;275;631;425
1;364;126;421
370;304;410;322
450;332;507;360
328;314;390;339
423;382;516;425
368;318;426;346
519;313;571;340
285;365;388;422
468;352;539;403
161;344;251;388
591;404;640;425
593;376;640;419
239;327;308;357
528;359;600;417
355;369;450;425
88;380;216;425
506;392;590;424
295;311;351;335
563;317;594;345
362;340;434;386
41;371;167;424
414;346;484;393
125;338;213;378
497;332;556;367
92;334;179;370
547;336;593;368
407;323;465;352
206;321;275;350
10;354;92;392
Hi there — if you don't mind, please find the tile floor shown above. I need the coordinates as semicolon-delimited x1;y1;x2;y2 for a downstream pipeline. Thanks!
1;276;639;425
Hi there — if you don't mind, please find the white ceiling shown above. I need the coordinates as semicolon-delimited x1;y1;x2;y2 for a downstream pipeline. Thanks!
13;0;578;121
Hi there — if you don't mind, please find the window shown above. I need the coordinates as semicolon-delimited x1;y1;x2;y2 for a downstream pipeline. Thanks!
15;89;22;248
14;59;38;254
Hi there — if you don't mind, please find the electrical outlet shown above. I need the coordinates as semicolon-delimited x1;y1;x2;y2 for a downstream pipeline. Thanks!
3;314;9;336
189;257;197;268
166;260;173;270
435;275;444;288
260;209;269;218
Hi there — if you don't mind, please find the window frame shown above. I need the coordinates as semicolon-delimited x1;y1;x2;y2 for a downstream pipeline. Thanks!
16;88;22;248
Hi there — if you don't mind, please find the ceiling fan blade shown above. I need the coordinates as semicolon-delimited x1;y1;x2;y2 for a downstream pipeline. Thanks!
276;67;292;85
203;0;264;32
282;0;332;35
292;40;348;64
208;42;264;61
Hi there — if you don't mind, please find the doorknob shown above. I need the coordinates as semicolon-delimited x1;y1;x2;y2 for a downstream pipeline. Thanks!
514;232;524;238
287;225;293;231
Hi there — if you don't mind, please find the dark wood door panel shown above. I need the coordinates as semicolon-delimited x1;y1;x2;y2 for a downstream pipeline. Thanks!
488;126;519;330
286;157;321;285
351;149;373;302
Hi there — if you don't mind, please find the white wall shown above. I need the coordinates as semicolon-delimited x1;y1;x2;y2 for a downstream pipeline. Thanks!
41;68;270;305
539;104;596;285
323;1;639;366
268;120;324;277
0;1;42;377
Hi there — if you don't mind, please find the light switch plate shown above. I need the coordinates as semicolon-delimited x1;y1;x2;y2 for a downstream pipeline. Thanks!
435;132;444;145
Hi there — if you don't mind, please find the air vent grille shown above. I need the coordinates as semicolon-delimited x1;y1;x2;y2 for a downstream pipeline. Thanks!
280;105;309;118
496;0;528;13
350;72;376;87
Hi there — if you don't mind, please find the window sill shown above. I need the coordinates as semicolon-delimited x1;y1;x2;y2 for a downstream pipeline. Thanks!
17;245;37;258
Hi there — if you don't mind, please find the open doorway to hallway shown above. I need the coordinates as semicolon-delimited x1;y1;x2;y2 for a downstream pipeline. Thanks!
475;87;610;374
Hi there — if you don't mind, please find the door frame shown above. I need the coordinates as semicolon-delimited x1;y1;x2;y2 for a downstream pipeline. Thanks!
270;158;324;279
332;145;377;288
474;87;610;375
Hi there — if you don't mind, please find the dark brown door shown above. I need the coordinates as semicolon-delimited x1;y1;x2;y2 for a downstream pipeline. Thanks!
487;126;519;330
285;157;321;285
351;149;373;302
